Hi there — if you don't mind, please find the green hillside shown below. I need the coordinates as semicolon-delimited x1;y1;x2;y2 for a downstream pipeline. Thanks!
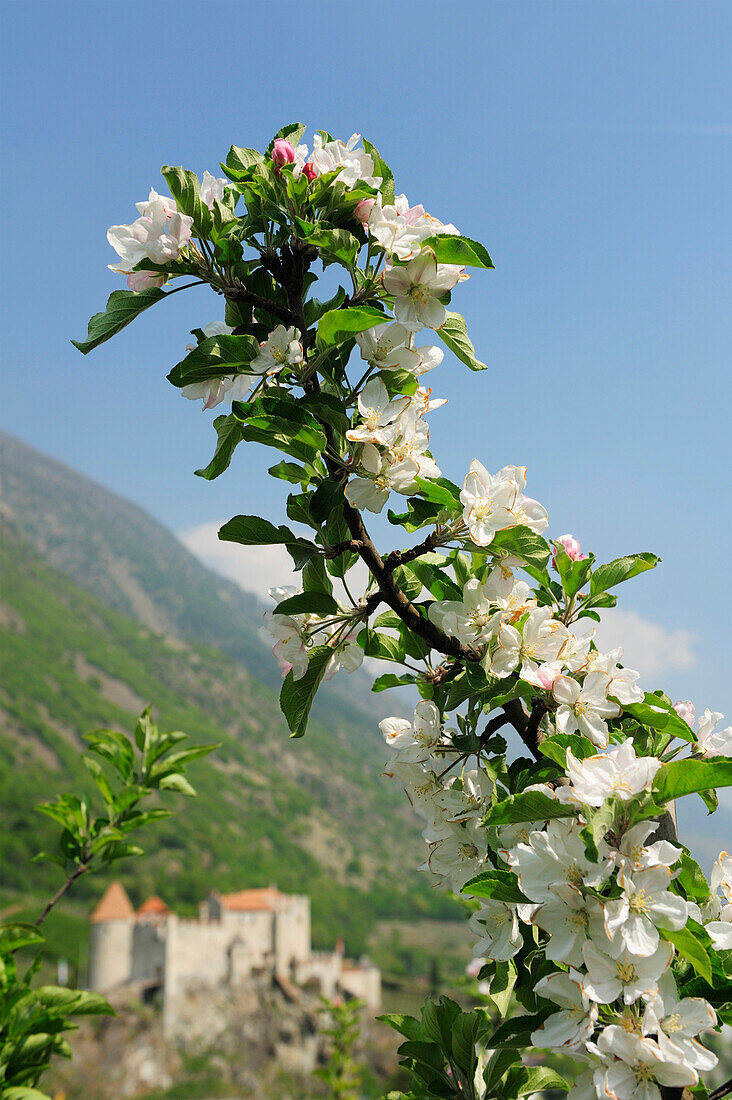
0;474;457;971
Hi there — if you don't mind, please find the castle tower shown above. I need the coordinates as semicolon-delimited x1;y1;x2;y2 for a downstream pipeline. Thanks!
88;881;135;992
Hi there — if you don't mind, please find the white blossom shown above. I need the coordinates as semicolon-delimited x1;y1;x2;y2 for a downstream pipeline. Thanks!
249;325;303;375
696;708;732;757
587;647;644;706
310;132;382;188
354;321;422;373
581;938;673;1005
468;901;522;961
564;742;661;807
553;672;621;749
604;866;689;956
108;190;193;274
506;819;603;903
528;884;608;968
383;249;460;330
379;700;443;763
597;1027;697;1100
345;378;411;446
643;973;718;1072
531;971;599;1050
200;170;227;208
490;607;568;682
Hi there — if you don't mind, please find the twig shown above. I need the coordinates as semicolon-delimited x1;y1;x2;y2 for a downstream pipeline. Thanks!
35;862;89;927
709;1078;732;1100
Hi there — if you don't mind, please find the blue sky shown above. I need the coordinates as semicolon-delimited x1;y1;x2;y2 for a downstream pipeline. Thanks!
2;0;731;775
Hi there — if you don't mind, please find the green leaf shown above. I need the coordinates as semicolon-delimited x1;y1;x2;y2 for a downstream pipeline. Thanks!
160;165;212;234
223;144;265;181
553;545;595;600
461;870;528;903
318;305;387;346
357;630;405;664
653;758;732;804
275;591;340;617
218;515;318;567
267;122;306;153
195;414;245;480
72;288;166;353
280;645;332;738
157;773;196;796
539;733;596;768
678;853;711;901
437;310;487;371
0;921;45;953
580;800;617;862
4;1089;56;1099
590;553;661;596
625;694;696;743
483;791;575;827
415;477;461;509
232;393;327;466
489;526;552;572
377;1013;422;1041
372;673;418;693
307;227;361;266
304;286;347;328
487;1010;551;1048
362;138;395;204
661;924;712;983
167;334;260;387
504;1066;569;1096
34;985;112;1016
420;234;494;269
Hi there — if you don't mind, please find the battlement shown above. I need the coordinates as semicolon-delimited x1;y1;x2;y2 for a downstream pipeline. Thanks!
87;882;380;1034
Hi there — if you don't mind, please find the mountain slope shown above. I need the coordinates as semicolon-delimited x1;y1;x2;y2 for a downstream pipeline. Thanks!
0;519;455;959
0;428;388;731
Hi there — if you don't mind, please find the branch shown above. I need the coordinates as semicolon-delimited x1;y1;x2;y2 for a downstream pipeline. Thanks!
35;861;89;927
341;496;479;663
502;699;544;759
277;246;545;761
225;284;297;327
383;529;444;572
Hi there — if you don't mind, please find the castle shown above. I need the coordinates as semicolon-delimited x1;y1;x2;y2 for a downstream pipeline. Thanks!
88;882;381;1036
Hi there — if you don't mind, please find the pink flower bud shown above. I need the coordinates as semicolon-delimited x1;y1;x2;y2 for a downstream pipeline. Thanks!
552;533;587;568
271;138;295;173
673;700;696;727
354;197;375;225
302;161;316;182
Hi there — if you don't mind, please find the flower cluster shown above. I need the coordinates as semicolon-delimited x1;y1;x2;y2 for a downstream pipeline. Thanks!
358;192;460;263
380;700;492;893
381;705;723;1100
180;322;304;409
107;179;224;290
262;585;364;682
344;379;444;513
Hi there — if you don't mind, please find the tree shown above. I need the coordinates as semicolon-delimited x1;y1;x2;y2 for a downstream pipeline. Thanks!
74;125;732;1100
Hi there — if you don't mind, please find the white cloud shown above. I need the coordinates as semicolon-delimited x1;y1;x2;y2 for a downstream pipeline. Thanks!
179;521;296;603
581;608;698;679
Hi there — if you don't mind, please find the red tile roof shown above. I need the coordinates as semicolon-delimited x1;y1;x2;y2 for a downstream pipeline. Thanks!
219;888;281;912
137;895;170;917
90;882;134;923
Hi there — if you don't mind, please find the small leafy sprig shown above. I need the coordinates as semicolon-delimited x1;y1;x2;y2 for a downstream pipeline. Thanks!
0;709;216;1098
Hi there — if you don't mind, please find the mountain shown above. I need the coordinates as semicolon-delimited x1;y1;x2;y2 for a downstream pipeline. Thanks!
0;430;456;965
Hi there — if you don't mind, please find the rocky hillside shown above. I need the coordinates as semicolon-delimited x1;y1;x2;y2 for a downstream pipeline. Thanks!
0;431;457;967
